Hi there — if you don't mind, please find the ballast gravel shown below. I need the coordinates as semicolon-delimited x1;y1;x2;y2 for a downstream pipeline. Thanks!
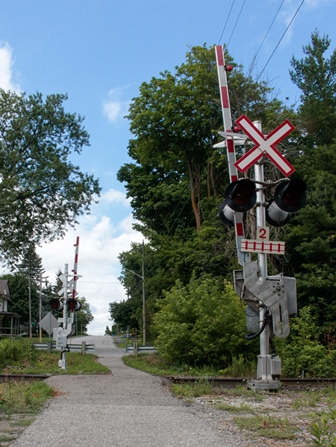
10;336;250;447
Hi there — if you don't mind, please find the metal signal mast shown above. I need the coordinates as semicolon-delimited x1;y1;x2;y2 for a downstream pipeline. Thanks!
215;46;306;390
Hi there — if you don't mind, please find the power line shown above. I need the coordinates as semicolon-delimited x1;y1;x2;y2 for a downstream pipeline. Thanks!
227;0;247;48
247;0;285;78
218;0;235;45
256;0;305;83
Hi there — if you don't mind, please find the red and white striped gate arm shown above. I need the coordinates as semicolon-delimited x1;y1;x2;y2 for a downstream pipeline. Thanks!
72;236;80;300
215;45;249;265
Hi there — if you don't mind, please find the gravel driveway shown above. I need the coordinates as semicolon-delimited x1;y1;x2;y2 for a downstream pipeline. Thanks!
9;335;250;447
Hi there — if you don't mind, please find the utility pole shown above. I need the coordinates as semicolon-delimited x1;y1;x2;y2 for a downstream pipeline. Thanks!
39;275;49;342
124;241;146;345
142;240;146;346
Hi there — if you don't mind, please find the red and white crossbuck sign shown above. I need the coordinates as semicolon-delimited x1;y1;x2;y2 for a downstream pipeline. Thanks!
234;115;295;177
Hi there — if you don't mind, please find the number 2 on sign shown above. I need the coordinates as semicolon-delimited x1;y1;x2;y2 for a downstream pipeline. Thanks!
257;226;269;240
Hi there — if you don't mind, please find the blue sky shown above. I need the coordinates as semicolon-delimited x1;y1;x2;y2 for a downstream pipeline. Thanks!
0;0;335;335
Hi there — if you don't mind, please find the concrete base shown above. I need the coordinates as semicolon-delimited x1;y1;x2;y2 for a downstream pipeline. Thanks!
247;379;282;391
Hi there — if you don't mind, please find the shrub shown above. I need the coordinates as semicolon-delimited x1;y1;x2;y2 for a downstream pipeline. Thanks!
153;274;254;367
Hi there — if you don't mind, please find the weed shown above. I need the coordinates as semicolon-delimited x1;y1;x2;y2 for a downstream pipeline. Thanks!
171;379;214;398
310;411;336;446
216;402;253;413
234;414;297;440
292;390;321;409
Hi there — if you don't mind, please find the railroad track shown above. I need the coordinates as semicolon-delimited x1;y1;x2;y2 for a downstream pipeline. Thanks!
164;376;336;388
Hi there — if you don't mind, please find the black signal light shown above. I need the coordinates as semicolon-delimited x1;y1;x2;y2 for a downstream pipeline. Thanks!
225;179;256;212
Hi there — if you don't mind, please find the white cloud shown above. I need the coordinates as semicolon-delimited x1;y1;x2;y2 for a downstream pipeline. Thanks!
0;43;20;92
100;188;130;205
35;200;143;336
103;86;131;123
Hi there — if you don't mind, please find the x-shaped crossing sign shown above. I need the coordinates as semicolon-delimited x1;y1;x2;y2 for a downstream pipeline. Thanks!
234;115;295;176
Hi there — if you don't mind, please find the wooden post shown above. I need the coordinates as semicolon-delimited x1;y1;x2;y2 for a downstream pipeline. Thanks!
81;341;86;355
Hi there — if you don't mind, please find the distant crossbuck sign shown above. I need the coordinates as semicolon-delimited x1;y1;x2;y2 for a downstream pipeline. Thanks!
241;239;285;255
234;115;296;177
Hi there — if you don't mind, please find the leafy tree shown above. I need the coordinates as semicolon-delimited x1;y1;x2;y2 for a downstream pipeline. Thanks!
153;274;255;367
117;44;295;341
275;307;336;377
119;45;289;235
0;90;101;264
72;297;94;335
284;32;336;333
290;30;336;146
2;273;40;325
16;245;45;282
109;298;141;332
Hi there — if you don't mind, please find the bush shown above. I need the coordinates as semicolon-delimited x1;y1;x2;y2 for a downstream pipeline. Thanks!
0;338;37;368
153;274;255;367
275;306;336;378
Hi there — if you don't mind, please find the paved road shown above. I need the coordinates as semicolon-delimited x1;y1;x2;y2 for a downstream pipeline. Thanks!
10;336;247;447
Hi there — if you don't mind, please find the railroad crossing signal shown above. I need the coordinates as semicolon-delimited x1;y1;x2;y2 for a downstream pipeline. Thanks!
219;178;306;228
234;115;296;177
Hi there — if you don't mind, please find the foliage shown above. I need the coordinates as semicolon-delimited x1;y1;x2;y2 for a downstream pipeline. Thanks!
0;89;101;264
1;272;41;325
153;274;254;367
116;33;336;366
71;297;94;335
0;338;110;375
0;381;54;415
233;414;297;440
274;307;336;378
290;30;336;146
0;338;37;367
311;411;336;447
109;297;141;332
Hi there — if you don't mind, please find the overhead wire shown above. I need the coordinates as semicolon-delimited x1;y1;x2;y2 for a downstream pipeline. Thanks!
218;0;235;45
227;0;247;48
256;0;305;83
246;0;285;78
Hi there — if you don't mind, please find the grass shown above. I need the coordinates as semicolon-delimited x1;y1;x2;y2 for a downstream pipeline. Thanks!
234;414;297;440
123;352;227;377
171;380;214;399
123;352;336;445
0;338;111;446
2;351;110;375
0;381;54;415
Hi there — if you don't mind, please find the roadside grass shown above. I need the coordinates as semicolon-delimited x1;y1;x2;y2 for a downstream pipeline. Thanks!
0;337;110;446
123;353;336;446
123;352;224;377
0;381;54;415
171;380;214;399
2;351;110;375
234;414;297;440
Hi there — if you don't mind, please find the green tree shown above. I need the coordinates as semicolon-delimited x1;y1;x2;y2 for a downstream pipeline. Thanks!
290;30;336;146
284;32;336;333
153;274;254;367
1;273;40;326
109;298;141;332
73;297;94;335
119;45;289;235
0;90;101;264
117;45;295;341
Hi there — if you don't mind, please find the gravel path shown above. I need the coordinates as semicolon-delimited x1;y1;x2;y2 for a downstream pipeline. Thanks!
9;335;249;447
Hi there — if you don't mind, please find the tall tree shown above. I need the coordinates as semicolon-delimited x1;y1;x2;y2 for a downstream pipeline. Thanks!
284;31;336;335
1;272;40;327
0;90;101;264
290;30;336;146
117;45;294;339
119;45;293;235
